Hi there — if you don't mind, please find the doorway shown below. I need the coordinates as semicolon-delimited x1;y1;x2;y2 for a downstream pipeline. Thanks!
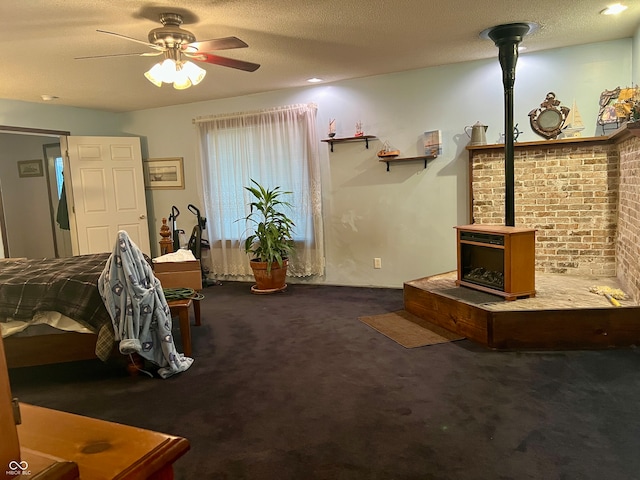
0;128;151;258
0;127;70;259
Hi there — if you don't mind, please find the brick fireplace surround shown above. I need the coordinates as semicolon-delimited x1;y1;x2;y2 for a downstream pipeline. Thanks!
467;123;640;302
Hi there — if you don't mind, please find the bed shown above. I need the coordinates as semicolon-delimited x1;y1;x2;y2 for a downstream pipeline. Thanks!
1;241;197;378
0;254;118;369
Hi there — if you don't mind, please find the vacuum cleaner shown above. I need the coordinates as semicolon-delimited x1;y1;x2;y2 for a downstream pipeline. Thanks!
187;204;221;286
168;205;182;251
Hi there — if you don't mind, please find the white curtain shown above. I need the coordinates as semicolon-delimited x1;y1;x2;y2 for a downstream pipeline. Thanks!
194;103;324;278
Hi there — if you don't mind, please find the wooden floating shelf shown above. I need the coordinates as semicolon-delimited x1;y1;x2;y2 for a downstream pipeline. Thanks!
378;155;437;171
321;135;377;152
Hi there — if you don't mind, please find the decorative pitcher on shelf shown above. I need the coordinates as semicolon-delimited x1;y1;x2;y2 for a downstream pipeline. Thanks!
465;122;488;146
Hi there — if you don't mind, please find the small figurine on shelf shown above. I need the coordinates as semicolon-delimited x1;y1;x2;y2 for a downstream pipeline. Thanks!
328;119;336;138
377;140;399;158
354;121;363;137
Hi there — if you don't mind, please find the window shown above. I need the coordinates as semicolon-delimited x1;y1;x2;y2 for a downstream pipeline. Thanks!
195;103;324;277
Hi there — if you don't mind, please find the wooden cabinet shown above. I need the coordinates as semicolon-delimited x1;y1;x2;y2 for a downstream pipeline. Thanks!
455;224;536;300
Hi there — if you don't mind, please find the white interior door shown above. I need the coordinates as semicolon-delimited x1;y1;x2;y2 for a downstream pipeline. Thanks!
64;136;151;256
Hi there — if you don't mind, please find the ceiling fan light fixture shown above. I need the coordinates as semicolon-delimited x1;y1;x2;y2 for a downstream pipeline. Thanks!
182;61;206;86
91;12;259;92
144;59;178;86
159;59;178;83
173;66;192;90
144;54;206;90
144;63;164;87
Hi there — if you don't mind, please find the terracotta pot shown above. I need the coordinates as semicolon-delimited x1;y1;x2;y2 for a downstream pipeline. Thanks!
249;259;288;293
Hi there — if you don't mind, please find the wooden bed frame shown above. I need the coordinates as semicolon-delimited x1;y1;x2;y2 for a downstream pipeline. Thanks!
0;255;113;371
3;332;145;375
3;332;99;369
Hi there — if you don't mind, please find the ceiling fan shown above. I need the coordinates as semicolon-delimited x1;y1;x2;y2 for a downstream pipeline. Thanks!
77;12;260;89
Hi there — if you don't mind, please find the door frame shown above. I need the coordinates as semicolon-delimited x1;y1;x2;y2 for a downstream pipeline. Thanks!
43;142;73;258
0;187;7;258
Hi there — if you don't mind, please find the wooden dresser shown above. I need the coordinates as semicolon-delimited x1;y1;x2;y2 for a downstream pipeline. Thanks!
1;335;190;479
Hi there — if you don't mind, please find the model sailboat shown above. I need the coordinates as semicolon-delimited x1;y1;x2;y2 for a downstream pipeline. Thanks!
378;142;400;158
377;140;399;158
562;99;585;138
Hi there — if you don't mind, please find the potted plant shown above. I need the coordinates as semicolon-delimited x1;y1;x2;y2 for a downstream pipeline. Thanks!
241;179;295;293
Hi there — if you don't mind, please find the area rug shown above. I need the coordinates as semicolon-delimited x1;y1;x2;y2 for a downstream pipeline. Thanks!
359;310;465;348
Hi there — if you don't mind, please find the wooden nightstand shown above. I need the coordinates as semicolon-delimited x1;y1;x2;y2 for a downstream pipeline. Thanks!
154;260;203;355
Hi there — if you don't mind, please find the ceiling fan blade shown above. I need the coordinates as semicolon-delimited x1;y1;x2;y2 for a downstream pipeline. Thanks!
186;36;248;52
75;52;160;60
190;52;260;72
97;29;165;51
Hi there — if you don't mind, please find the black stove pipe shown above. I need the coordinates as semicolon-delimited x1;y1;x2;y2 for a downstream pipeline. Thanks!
487;23;531;227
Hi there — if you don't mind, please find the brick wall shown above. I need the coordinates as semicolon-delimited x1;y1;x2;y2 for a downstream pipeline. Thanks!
469;129;640;301
616;134;640;302
470;142;619;276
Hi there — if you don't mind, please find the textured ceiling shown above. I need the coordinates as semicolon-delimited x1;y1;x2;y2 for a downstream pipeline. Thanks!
2;1;639;113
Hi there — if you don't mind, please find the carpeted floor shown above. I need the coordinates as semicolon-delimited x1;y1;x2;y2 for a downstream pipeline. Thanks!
7;281;640;480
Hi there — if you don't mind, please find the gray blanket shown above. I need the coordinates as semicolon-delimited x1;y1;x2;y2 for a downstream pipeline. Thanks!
98;230;193;378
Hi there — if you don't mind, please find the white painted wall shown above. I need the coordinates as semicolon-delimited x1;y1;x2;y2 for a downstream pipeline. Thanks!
0;38;633;286
634;23;640;85
120;39;632;287
0;99;122;136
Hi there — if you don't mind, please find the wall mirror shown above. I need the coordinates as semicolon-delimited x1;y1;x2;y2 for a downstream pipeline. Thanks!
528;92;570;140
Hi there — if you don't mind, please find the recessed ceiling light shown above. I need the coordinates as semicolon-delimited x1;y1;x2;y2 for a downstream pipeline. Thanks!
307;78;323;83
601;3;628;15
41;94;59;101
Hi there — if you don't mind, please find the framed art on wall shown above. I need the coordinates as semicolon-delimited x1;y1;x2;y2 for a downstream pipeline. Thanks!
17;160;44;178
143;157;185;189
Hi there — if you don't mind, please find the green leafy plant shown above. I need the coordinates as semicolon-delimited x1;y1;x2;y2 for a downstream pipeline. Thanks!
241;179;295;272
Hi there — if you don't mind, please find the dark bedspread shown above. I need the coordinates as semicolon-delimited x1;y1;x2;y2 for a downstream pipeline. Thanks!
0;253;111;332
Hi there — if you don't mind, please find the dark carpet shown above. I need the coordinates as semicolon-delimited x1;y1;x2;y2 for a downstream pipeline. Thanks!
8;282;640;480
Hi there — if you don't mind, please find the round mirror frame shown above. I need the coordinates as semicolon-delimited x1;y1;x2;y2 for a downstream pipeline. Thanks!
528;92;570;140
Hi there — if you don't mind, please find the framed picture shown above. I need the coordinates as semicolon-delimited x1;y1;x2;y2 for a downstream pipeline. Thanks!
17;159;44;178
144;157;185;189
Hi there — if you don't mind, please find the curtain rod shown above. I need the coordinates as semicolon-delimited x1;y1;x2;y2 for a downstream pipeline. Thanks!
192;103;317;124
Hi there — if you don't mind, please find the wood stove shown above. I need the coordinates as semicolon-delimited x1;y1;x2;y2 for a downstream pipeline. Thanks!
453;25;538;300
455;224;536;300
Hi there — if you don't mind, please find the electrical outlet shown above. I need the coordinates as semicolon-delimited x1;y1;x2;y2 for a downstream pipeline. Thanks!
374;258;382;269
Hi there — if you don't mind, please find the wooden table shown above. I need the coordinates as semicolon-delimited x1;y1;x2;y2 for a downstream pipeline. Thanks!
17;403;190;479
